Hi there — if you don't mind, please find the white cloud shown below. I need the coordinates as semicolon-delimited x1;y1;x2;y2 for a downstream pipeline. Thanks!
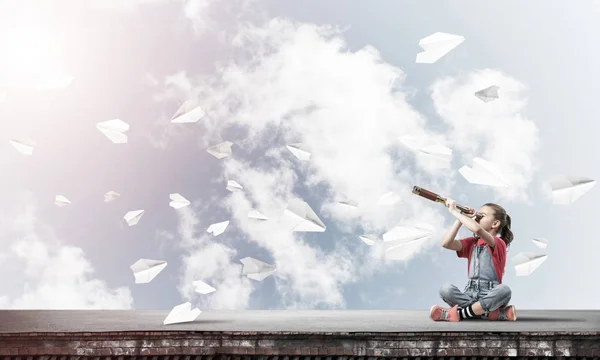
154;19;539;309
430;69;540;202
0;192;133;309
175;207;254;309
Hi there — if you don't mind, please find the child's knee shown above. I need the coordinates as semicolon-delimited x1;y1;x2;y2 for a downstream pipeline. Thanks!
439;283;455;298
495;284;512;300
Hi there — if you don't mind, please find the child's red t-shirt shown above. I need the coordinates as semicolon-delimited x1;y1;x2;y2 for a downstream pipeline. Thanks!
456;236;507;284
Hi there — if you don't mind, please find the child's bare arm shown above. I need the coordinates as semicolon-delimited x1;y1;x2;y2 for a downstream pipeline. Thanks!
441;218;463;251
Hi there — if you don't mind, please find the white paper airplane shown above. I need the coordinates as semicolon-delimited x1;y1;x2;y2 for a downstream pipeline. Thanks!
458;157;510;188
240;257;276;281
169;193;190;209
286;143;311;161
96;119;129;144
337;195;358;208
399;135;453;166
104;191;120;202
382;223;435;250
474;85;500;102
226;180;243;192
55;195;71;207
359;234;377;246
512;252;548;276
193;280;216;294
9;138;36;155
130;259;167;284
549;175;596;205
170;101;205;123
532;238;548;249
163;302;201;325
207;141;233;159
124;209;145;226
207;220;229;236
248;210;268;221
415;32;464;64
377;192;401;206
282;199;326;232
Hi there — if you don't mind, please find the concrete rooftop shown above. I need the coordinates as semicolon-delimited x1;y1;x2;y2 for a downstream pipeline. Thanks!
1;310;599;333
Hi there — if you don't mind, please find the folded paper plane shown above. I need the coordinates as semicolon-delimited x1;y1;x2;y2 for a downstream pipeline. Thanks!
169;193;190;209
359;234;377;246
104;191;120;202
248;209;268;221
549;175;595;205
207;141;233;159
207;220;229;236
286;143;311;161
130;259;167;284
474;85;500;102
170;101;205;123
9;138;36;155
55;195;71;207
532;237;548;249
458;157;510;188
283;199;326;232
124;209;145;226
96;119;129;144
226;180;243;192
399;135;452;168
512;252;548;276
193;280;216;294
240;257;276;281
163;302;201;325
416;32;464;64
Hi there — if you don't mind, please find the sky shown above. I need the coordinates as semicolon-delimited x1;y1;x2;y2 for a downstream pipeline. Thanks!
0;0;599;312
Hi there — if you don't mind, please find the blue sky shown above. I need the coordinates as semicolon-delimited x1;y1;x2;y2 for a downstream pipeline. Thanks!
0;0;599;312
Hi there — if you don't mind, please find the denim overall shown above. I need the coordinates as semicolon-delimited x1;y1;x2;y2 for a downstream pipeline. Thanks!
439;240;512;317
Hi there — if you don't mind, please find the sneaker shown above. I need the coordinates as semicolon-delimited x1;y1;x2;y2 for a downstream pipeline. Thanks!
429;305;460;322
487;305;517;321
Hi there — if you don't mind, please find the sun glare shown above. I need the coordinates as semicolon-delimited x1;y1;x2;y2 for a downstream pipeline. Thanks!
2;23;73;91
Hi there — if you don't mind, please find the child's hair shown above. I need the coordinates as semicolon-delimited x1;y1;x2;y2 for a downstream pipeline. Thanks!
482;203;513;246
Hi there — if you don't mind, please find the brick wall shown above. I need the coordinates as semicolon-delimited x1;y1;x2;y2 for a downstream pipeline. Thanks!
0;331;599;358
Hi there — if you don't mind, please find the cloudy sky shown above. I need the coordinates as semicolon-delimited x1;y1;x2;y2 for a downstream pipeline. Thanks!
0;0;599;312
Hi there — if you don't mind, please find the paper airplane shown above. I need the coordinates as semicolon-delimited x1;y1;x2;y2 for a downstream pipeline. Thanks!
283;199;326;232
207;220;229;236
207;141;233;159
532;238;548;249
130;259;167;284
248;210;268;221
226;180;243;192
104;191;120;202
337;195;358;208
359;234;377;246
458;157;510;188
124;210;145;226
55;195;71;207
399;135;452;166
169;193;190;209
286;143;311;161
377;192;401;206
415;32;464;64
549;175;595;205
170;101;205;123
193;280;216;294
96;119;129;144
240;257;276;281
9;138;36;155
512;252;548;276
163;302;201;325
382;223;435;250
474;85;500;102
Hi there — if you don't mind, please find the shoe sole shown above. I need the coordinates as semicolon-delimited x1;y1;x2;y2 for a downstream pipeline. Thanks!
429;305;438;321
512;306;517;321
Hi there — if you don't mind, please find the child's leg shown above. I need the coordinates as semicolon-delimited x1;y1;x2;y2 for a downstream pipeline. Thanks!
475;284;512;315
438;283;476;308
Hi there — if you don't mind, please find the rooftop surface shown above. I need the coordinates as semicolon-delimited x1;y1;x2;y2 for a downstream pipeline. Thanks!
1;310;599;333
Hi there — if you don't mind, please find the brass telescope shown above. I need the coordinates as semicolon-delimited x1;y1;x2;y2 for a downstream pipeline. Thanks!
412;186;483;221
